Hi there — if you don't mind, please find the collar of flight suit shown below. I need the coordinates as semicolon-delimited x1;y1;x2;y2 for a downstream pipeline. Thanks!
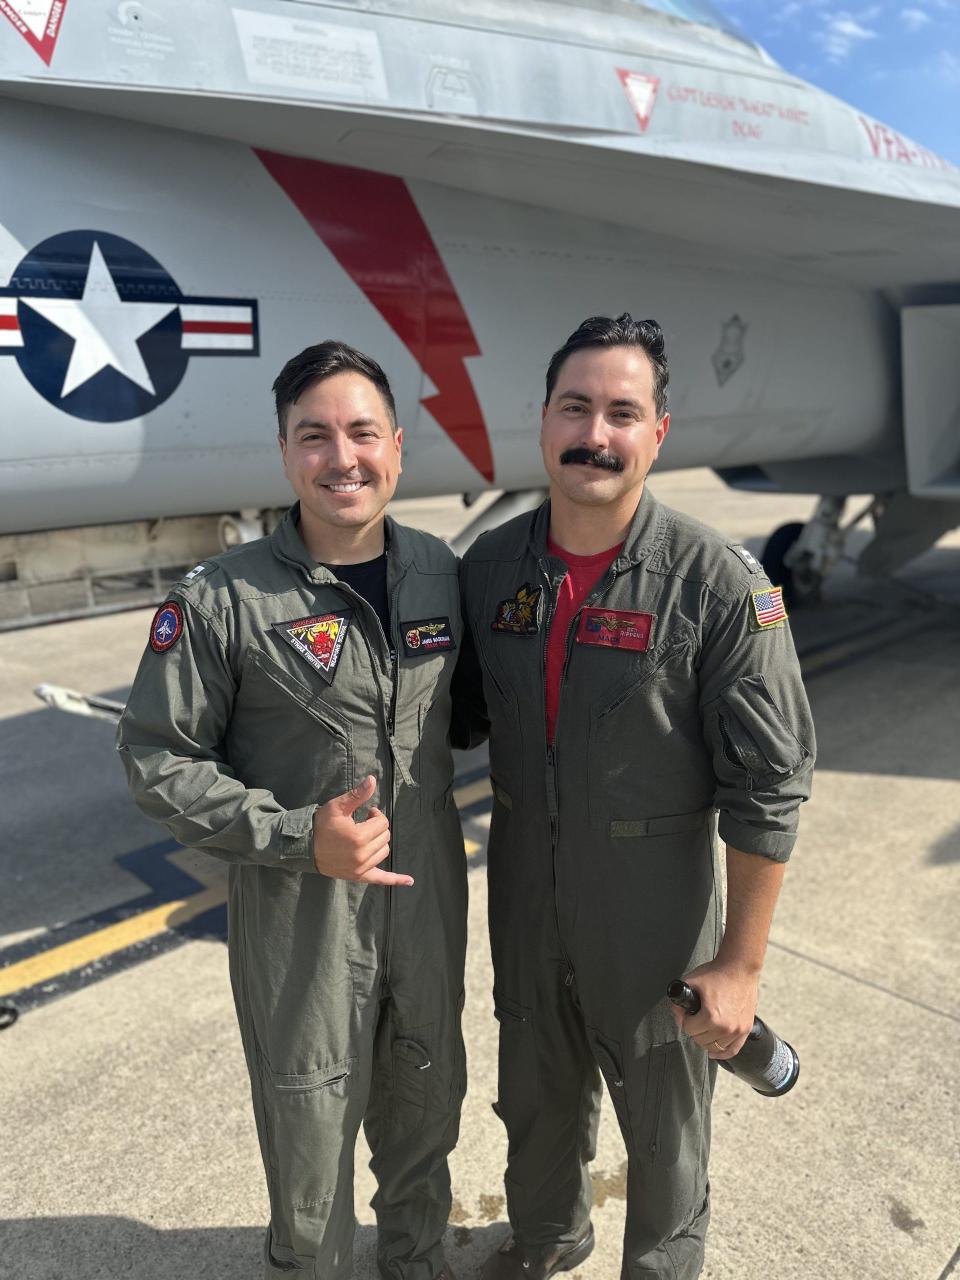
268;502;416;584
528;483;666;571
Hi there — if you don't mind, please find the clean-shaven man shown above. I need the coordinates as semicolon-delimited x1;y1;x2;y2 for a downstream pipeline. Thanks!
119;342;466;1280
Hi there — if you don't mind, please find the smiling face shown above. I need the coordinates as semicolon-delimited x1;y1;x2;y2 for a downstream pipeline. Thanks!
279;370;402;553
540;345;669;513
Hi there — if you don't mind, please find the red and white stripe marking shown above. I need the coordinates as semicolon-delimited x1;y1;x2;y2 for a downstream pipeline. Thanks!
0;297;23;348
180;303;255;351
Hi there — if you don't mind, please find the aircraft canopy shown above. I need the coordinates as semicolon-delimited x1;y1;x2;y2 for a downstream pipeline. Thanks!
623;0;747;41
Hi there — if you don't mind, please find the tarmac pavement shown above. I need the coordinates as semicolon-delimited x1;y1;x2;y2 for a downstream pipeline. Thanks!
2;471;958;1280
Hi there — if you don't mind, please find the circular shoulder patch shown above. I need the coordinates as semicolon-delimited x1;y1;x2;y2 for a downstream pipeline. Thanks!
150;601;184;653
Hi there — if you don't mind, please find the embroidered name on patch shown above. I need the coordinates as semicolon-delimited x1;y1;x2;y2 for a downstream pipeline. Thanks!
576;608;654;652
150;601;184;653
273;611;352;682
491;584;542;636
402;617;456;656
751;587;787;629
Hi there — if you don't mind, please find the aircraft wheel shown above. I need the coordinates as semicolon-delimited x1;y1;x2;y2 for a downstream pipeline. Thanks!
761;521;821;608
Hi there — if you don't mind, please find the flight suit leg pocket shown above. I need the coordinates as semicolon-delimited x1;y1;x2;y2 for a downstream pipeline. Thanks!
392;1033;434;1137
266;1056;356;1211
493;993;539;1149
591;1035;685;1167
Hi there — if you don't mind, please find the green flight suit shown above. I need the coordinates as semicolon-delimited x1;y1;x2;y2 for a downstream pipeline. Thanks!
117;505;467;1280
460;488;815;1280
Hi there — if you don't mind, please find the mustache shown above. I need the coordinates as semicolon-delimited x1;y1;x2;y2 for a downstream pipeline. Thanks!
559;447;625;473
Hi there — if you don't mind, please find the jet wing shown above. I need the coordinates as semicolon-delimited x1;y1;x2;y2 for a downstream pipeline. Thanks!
2;0;959;290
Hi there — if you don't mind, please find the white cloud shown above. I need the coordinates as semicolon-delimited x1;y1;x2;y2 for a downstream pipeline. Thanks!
901;6;932;28
935;49;960;82
815;11;879;62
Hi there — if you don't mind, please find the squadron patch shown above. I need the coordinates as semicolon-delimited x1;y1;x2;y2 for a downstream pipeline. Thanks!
402;617;456;656
491;584;543;636
576;608;655;652
150;602;184;653
750;587;787;630
273;611;353;683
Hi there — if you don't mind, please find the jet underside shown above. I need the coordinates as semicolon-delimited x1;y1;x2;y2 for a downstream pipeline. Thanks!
0;0;958;600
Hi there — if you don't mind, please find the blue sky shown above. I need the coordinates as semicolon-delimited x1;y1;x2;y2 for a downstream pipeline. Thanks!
715;0;960;163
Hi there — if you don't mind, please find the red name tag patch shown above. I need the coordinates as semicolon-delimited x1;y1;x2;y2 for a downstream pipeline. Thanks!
576;608;654;652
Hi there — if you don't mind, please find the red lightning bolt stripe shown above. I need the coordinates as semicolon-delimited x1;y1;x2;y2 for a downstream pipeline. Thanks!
255;151;494;484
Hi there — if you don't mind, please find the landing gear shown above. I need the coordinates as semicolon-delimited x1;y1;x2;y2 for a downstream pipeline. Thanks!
761;522;814;607
761;497;848;608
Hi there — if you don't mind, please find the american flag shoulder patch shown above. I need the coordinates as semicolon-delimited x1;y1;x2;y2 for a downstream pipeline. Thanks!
750;586;787;629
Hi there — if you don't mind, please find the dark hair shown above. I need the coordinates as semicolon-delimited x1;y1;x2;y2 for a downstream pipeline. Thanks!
545;313;669;418
272;341;398;435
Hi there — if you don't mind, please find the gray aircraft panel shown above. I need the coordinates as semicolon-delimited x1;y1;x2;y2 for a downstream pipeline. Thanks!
2;0;958;297
1;0;959;585
0;0;957;206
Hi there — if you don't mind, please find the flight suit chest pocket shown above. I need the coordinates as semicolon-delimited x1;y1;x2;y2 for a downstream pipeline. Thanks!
234;648;354;805
585;638;702;827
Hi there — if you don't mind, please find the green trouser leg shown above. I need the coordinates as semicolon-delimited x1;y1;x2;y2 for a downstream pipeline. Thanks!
365;994;467;1280
495;963;602;1250
496;964;714;1279
232;979;375;1280
587;1026;714;1280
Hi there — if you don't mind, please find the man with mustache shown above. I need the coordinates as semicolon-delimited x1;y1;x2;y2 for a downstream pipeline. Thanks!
118;341;466;1280
459;314;815;1280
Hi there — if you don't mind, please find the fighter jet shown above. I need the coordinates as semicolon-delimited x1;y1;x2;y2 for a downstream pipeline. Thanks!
2;0;959;628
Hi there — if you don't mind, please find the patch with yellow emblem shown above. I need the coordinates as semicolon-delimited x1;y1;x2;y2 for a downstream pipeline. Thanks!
576;608;655;652
750;586;787;630
273;611;353;682
402;617;456;656
491;583;543;636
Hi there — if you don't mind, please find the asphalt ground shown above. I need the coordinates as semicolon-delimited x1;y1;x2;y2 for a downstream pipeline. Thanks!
2;470;958;1280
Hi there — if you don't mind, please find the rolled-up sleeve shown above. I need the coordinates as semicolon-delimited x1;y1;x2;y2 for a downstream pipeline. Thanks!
116;595;317;871
698;581;816;861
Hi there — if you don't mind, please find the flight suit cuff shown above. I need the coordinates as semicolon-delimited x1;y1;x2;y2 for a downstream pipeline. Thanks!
718;812;796;862
278;805;318;872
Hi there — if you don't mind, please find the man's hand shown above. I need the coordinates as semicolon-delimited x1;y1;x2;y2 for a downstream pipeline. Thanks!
669;960;759;1060
311;775;413;886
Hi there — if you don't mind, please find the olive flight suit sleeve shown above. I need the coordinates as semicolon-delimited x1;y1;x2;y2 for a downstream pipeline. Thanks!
116;594;318;871
697;571;816;862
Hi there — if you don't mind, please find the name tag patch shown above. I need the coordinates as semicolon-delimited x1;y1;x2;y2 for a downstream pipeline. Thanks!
491;583;542;636
274;611;353;683
402;617;456;655
576;608;655;652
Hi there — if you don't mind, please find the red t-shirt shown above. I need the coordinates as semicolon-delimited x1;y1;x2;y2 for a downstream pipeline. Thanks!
545;536;622;744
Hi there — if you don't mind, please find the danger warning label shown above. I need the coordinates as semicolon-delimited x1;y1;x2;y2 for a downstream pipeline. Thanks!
0;0;68;65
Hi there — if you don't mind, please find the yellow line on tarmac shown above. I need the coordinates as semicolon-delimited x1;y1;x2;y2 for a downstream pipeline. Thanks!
0;886;225;998
1;780;492;998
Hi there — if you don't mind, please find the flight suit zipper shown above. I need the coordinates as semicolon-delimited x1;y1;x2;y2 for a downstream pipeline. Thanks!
381;575;404;994
538;556;578;988
546;557;625;985
324;578;400;994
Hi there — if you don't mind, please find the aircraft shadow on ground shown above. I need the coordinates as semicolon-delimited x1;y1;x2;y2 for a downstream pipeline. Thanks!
1;1216;508;1279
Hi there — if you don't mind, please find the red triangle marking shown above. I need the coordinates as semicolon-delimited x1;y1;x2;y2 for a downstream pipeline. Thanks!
0;0;69;65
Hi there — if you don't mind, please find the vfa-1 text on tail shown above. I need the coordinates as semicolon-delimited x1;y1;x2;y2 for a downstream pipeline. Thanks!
2;0;959;626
